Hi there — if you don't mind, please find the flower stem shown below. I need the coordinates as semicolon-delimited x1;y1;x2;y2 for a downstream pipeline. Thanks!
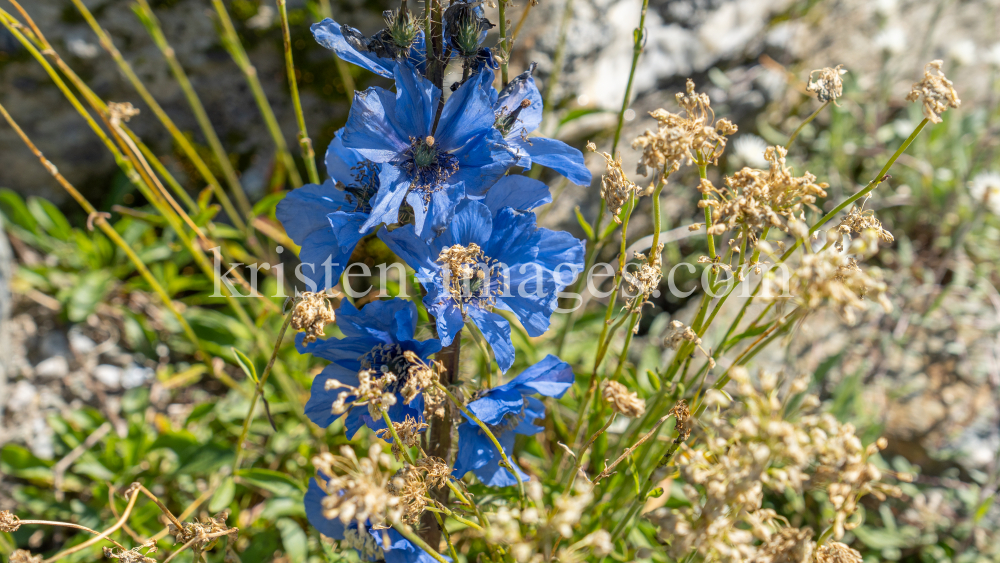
786;100;830;148
392;520;451;563
233;307;297;472
210;0;303;187
434;382;526;502
498;0;509;86
611;0;649;155
381;410;417;465
278;0;320;185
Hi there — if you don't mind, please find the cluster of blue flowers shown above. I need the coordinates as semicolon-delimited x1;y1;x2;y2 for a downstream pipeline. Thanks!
278;5;588;559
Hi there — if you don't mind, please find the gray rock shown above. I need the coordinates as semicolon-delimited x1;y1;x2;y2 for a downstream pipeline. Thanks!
93;364;123;388
34;356;69;380
122;364;154;390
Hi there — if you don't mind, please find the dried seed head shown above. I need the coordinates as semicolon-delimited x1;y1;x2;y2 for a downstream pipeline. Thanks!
806;65;847;103
633;79;736;174
107;102;141;124
0;509;20;532
9;550;42;563
837;196;894;248
312;444;400;529
292;292;336;343
168;512;236;552
602;380;646;417
376;415;429;460
814;542;864;563
588;143;641;224
388;457;451;525
623;244;664;312
104;540;158;563
664;320;700;350
905;60;961;124
669;400;692;441
754;526;814;563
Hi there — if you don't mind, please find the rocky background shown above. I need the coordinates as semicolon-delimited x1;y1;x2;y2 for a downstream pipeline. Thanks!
2;0;1000;540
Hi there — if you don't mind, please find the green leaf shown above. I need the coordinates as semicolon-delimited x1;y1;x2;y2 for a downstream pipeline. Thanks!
974;496;994;524
65;270;113;322
237;468;305;499
559;108;606;127
723;323;770;349
253;191;288;217
210;477;236;513
645;487;664;500
232;347;258;383
1;444;53;482
276;518;308;563
28;196;73;241
0;188;39;234
574;206;595;240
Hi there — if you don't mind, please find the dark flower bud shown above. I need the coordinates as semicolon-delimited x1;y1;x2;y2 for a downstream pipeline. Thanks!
384;9;419;53
444;1;494;58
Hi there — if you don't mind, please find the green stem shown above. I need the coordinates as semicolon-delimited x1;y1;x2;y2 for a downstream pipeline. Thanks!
698;161;716;259
432;512;461;561
611;0;649;155
134;0;253;219
381;410;417;465
611;313;640;380
233;308;296;472
498;0;509;86
210;0;303;187
278;0;320;185
609;436;684;541
434;383;526;502
67;0;245;230
786;100;830;148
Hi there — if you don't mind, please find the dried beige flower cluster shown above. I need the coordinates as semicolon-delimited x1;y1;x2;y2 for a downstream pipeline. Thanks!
588;141;641;224
814;541;865;563
479;480;612;563
836;197;894;249
623;244;663;312
806;65;847;103
167;512;237;552
376;415;429;460
767;236;891;325
312;445;401;530
602;380;646;417
291;291;336;343
388;457;451;525
906;60;961;124
647;368;898;561
327;346;443;420
0;509;20;532
632;79;738;176
9;550;42;563
104;541;158;563
664;320;715;368
698;146;828;237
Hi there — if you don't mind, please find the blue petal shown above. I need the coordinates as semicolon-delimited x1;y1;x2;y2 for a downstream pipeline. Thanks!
325;129;370;184
483;175;552;214
449;200;493;248
276;181;358;290
471;427;530;487
516;136;592;186
494;271;559;337
382;527;447;563
506;354;575;398
335;298;418;342
305;479;346;539
425;297;464;347
452;422;495;477
514;396;547;435
435;71;501;155
468;307;514;373
467;386;525;426
496;65;543;134
276;180;349;243
449;157;511;197
535;228;586;286
408;182;466;241
305;363;359;428
378;224;439;282
362;166;411;230
394;63;439;138
484;207;540;266
342;87;410;162
310;19;394;78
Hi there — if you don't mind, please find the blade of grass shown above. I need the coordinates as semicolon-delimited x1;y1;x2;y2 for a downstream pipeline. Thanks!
63;0;247;231
277;0;319;185
210;0;304;188
132;0;253;218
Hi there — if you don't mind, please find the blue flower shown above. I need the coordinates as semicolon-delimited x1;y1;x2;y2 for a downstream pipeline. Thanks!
297;298;441;436
379;198;584;373
311;18;426;79
342;63;514;240
452;355;575;487
479;66;592;189
306;479;441;563
276;131;380;291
